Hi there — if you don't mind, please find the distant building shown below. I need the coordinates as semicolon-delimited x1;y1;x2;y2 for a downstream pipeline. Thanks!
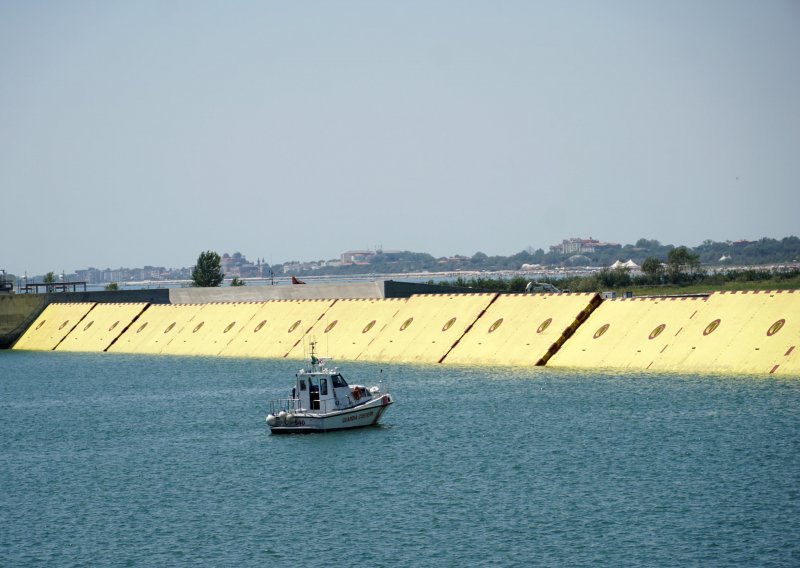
437;255;469;265
280;261;325;273
75;266;168;283
221;252;268;278
550;237;621;255
341;250;377;264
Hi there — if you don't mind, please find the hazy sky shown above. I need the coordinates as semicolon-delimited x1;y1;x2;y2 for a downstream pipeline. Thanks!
2;1;798;276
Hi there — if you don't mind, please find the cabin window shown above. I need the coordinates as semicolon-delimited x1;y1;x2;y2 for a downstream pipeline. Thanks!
331;374;348;388
299;379;306;391
320;378;328;396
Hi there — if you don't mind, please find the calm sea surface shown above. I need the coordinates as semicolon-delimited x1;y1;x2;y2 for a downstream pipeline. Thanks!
1;351;798;567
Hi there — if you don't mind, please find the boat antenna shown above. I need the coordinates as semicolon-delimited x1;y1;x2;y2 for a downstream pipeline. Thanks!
309;337;319;365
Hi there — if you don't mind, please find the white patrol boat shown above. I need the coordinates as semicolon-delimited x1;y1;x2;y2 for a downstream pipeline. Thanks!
266;343;393;434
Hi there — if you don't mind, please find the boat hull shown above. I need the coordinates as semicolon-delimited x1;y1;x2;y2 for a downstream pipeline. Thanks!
270;395;392;434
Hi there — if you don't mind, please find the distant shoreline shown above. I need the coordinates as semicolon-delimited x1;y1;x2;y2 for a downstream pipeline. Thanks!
111;262;799;291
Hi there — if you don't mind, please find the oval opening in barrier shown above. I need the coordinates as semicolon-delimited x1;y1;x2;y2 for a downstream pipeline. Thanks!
649;323;666;340
164;322;176;334
488;318;503;333
108;321;120;332
362;320;376;334
224;322;236;333
83;321;94;332
288;320;301;333
400;317;414;331
35;320;46;330
767;319;785;337
137;322;148;333
703;319;721;336
442;317;457;332
193;322;205;333
537;318;552;334
58;320;70;330
593;324;610;339
254;320;267;333
324;320;338;333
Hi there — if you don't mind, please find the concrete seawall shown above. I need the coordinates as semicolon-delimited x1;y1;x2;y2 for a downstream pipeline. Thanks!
5;286;799;376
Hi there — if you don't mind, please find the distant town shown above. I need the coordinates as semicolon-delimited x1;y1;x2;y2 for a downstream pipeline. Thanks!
5;236;799;288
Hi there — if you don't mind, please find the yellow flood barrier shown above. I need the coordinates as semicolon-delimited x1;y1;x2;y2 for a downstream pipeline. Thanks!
220;299;335;359
357;294;498;364
285;298;407;361
13;302;96;351
547;296;709;370
444;293;600;366
649;290;800;376
56;303;149;352
108;304;205;354
159;302;262;356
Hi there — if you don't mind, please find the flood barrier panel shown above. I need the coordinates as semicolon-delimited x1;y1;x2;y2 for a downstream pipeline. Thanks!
158;302;263;357
108;304;205;354
547;296;710;370
356;294;498;364
12;303;96;351
648;291;800;376
547;291;800;376
219;299;335;359
56;303;149;352
285;298;407;361
443;293;600;366
7;292;799;376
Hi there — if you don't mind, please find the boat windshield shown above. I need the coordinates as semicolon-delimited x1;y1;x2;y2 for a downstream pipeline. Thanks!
331;374;348;388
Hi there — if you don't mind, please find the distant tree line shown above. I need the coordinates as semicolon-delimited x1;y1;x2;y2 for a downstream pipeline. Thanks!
23;237;799;290
293;236;800;276
435;259;800;293
176;245;800;291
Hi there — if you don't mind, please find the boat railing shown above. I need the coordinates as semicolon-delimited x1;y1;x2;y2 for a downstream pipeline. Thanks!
267;398;346;415
268;398;301;415
268;390;386;416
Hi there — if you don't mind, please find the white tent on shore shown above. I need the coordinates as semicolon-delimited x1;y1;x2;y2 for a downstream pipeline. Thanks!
610;259;640;270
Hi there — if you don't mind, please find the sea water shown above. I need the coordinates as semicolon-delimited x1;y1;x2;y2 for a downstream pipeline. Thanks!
1;351;798;567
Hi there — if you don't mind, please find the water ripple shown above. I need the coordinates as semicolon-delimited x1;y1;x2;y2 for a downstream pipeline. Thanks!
1;351;798;566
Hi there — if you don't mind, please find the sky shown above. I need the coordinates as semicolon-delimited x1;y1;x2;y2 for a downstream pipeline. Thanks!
1;1;798;276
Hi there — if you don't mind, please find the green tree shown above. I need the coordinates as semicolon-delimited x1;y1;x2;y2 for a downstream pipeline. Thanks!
635;238;660;249
597;267;632;289
641;257;664;283
666;246;700;284
192;251;224;287
42;271;56;292
104;282;119;291
230;277;246;286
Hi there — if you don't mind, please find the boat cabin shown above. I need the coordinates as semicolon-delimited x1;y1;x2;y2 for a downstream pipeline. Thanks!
294;368;362;413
